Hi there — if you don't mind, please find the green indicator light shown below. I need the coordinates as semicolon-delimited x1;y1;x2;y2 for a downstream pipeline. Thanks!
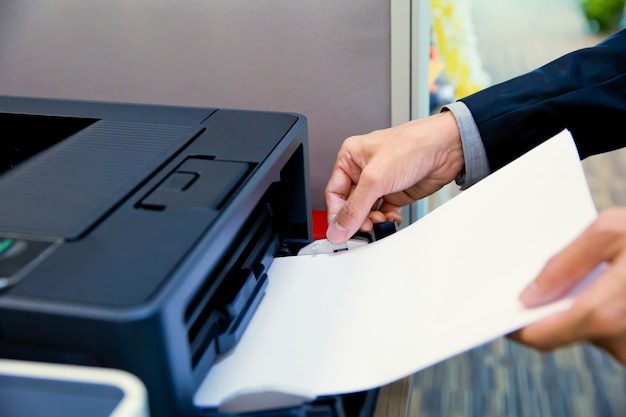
0;239;13;254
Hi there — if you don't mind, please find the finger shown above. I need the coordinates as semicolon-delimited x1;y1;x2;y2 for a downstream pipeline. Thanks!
574;256;626;338
359;216;374;232
325;166;359;226
590;333;626;364
519;214;620;307
366;211;387;228
359;200;385;231
385;211;403;226
376;200;403;225
327;172;382;243
510;307;585;351
363;210;402;231
513;255;626;352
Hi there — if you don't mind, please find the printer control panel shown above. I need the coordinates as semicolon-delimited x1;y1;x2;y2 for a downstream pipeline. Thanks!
0;236;61;290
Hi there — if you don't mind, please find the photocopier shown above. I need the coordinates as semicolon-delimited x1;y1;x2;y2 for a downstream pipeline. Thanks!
0;96;379;417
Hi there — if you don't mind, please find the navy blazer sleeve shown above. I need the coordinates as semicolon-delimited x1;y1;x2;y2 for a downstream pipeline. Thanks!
460;29;626;172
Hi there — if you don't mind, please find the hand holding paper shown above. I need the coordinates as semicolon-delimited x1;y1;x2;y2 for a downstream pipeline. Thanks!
194;130;600;413
512;208;626;364
325;111;464;242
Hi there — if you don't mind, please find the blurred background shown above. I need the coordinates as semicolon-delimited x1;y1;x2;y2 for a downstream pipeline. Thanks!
401;0;626;416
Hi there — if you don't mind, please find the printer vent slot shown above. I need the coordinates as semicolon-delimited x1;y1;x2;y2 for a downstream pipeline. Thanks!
185;203;278;369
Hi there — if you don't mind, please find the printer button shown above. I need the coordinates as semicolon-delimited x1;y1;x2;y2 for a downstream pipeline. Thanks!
160;171;198;191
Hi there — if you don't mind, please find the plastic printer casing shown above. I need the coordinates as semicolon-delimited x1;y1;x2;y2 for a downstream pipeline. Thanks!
0;96;377;417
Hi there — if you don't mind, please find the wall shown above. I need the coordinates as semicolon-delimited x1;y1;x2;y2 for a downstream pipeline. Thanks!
0;0;392;209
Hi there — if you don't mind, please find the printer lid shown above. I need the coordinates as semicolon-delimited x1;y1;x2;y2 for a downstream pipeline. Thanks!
0;111;201;240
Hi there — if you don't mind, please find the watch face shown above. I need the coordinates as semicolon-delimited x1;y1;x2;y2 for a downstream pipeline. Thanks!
0;236;61;290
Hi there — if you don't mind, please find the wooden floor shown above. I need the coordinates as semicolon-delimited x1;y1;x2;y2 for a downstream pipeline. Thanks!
374;1;626;416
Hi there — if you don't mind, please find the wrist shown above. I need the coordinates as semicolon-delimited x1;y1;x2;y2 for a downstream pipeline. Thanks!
437;110;465;180
441;102;490;189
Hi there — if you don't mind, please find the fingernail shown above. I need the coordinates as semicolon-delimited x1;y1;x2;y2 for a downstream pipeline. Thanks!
326;221;348;243
519;281;556;307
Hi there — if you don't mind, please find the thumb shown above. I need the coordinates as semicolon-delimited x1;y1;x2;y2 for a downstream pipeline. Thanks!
519;221;609;307
326;182;379;243
519;252;594;308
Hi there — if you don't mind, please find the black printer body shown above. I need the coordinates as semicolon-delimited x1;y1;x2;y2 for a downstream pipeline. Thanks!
0;96;377;417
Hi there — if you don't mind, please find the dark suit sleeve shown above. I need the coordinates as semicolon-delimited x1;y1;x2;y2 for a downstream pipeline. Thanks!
460;29;626;172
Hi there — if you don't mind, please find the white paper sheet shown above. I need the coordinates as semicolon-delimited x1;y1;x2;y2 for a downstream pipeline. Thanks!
194;130;599;413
